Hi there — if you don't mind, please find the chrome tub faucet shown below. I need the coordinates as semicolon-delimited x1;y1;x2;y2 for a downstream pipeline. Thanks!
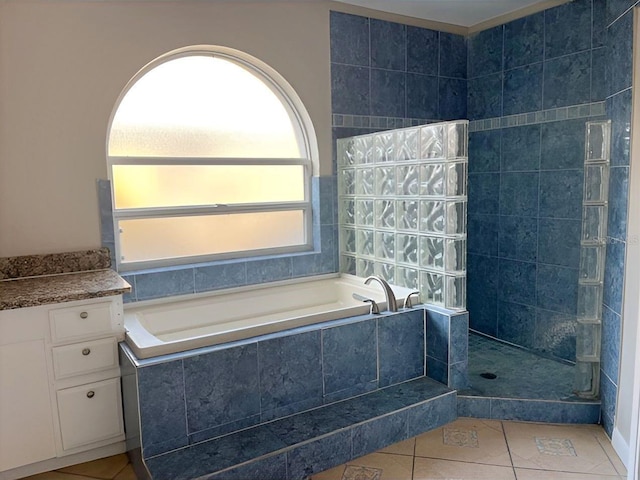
364;275;398;312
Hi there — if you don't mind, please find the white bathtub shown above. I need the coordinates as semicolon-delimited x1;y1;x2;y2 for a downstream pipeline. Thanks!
124;273;415;359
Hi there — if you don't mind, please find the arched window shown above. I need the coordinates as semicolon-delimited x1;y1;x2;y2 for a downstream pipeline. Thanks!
107;47;317;270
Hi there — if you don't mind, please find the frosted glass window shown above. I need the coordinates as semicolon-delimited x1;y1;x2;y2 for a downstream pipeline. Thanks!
107;49;315;269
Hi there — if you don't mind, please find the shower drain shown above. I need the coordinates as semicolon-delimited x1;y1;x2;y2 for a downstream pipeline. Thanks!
480;372;497;379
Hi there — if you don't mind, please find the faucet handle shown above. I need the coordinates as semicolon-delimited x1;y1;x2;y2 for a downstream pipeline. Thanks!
352;293;380;314
403;291;421;309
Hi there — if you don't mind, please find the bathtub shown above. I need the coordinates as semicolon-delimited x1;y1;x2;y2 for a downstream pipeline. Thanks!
124;273;415;359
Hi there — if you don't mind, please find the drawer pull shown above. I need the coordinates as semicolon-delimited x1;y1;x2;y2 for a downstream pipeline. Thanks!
82;348;91;356
79;311;89;319
86;391;95;399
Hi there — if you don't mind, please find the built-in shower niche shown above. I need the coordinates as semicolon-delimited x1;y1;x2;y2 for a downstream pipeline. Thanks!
337;120;468;310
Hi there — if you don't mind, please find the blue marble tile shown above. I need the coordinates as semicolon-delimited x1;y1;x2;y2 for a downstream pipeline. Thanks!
468;173;500;215
258;331;323;417
467;254;499;336
336;388;404;423
603;239;626;314
537;218;582;268
497;301;536;349
448;361;468;389
606;0;637;26
591;47;607;102
498;259;537;306
606;8;633;96
543;52;591;109
426;309;449;363
467;73;503;120
183;345;260;433
426;356;448;385
97;179;115;267
608;89;632;166
504;12;544;70
246;257;292;284
322;320;377;394
293;227;336;277
536;264;579;315
593;0;607;48
534;309;576;361
438;77;467;120
406;393;457;438
608;167;629;242
378;311;425;387
499;172;539;217
540;119;587;170
383;375;452;406
600;372;617;438
287;430;352;480
330;11;369;66
208;453;287;480
135;268;194;301
331;64;370;115
501;125;541;172
188;415;260;444
319;176;336;226
538;170;584;220
544;0;592;59
503;63;543;116
194;261;246;292
469;130;501;173
323;380;378;404
407;26;439;75
352;411;408;458
468;293;498;337
468;25;503;78
450;313;469;364
439;32;467;79
267;407;352;448
457;396;491;418
138;362;188;456
406;73;438;119
601;305;621;385
468;214;499;256
499;215;538;263
371;19;406;71
371;69;406;118
490;398;600;423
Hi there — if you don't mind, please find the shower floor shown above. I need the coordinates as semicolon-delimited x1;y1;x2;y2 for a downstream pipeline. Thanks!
460;332;586;402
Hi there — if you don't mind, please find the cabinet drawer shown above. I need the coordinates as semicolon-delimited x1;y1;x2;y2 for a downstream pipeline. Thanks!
57;378;124;451
50;302;116;343
52;337;118;379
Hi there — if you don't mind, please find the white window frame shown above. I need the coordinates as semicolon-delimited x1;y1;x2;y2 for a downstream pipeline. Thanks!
106;47;319;272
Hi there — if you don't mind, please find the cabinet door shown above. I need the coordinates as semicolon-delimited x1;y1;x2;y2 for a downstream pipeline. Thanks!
0;340;56;470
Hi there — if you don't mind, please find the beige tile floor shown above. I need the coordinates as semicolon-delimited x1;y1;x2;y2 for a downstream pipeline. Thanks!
24;419;627;480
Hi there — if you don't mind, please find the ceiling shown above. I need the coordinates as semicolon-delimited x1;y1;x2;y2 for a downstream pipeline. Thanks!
333;0;563;27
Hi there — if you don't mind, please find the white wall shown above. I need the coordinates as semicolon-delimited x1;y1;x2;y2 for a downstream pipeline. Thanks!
0;0;331;257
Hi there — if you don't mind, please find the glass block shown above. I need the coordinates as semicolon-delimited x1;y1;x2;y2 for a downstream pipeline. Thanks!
396;266;418;289
374;131;395;162
375;166;396;196
339;168;355;196
445;162;468;197
420;163;445;196
356;168;374;196
375;231;395;261
577;283;603;320
582;205;607;243
397;234;418;265
340;228;356;254
445;275;466;310
375;262;395;284
419;236;444;270
339;199;355;225
447;122;468;159
397;165;420;196
396;200;419;230
573;360;600;397
355;199;374;226
419;201;445;233
337;138;356;166
444;237;467;272
576;322;601;360
586;121;611;162
356;257;375;277
340;254;356;275
375;199;395;229
584;164;609;203
579;244;606;282
420;124;445;160
395;128;419;161
354;135;374;164
356;229;374;257
420;270;444;306
445;201;467;235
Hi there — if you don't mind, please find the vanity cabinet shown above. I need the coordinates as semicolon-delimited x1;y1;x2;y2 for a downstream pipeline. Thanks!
0;295;125;474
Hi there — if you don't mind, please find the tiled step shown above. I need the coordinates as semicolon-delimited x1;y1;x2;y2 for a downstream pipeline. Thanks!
143;377;456;480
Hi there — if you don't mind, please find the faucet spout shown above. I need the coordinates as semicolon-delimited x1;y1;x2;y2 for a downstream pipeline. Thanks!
364;275;398;312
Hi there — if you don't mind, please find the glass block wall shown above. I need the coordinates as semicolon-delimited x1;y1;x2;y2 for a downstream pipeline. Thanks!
337;120;469;310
